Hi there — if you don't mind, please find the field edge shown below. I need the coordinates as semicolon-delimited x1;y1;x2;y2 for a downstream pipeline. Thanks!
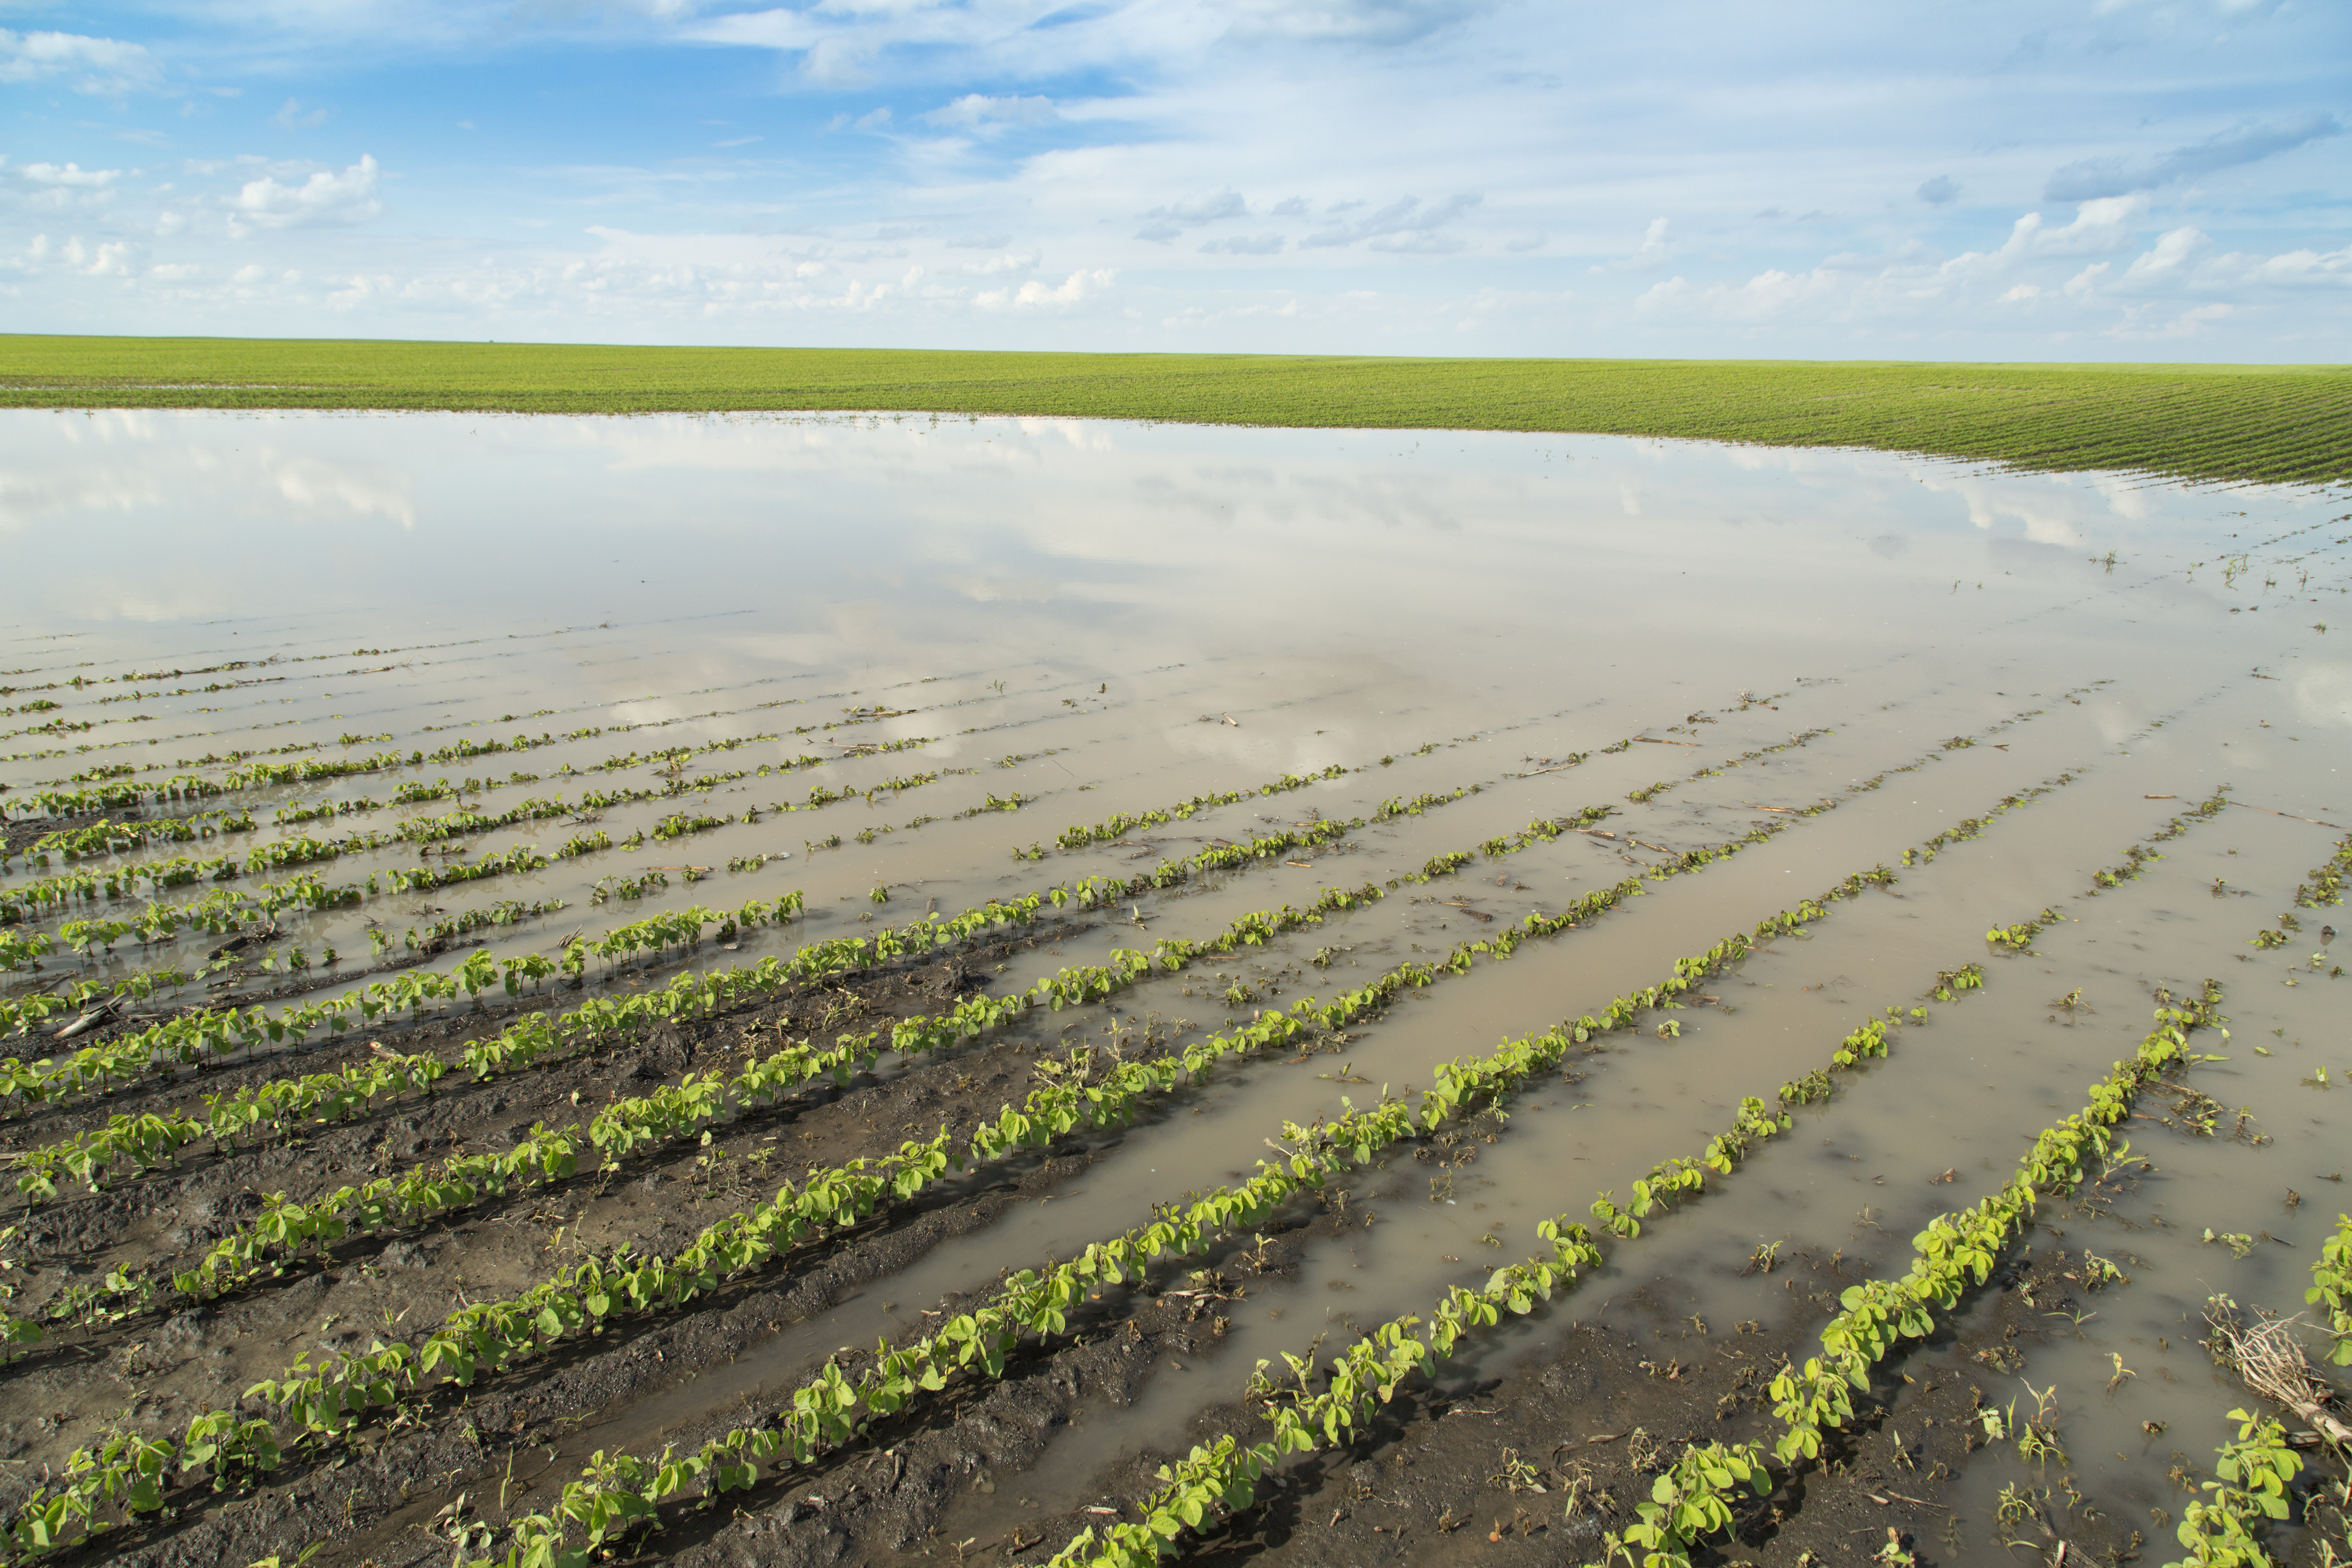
4;336;2350;489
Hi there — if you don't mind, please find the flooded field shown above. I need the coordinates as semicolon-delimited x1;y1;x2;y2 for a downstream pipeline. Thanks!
1;408;2347;1568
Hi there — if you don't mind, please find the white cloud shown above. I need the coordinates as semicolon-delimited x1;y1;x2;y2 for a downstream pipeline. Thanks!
1630;192;2342;340
8;181;116;215
272;98;330;130
229;155;382;234
0;29;158;95
1636;268;1805;321
1593;216;1671;272
2117;225;2207;287
4;0;2345;357
976;268;1114;309
957;249;1041;275
2234;245;2352;286
2062;226;2352;300
38;236;139;276
1990;195;2149;262
17;162;123;189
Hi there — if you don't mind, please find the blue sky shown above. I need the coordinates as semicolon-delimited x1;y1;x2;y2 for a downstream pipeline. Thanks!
2;0;2345;358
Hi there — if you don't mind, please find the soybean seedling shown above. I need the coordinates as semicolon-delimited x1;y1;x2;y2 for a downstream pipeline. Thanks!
2015;1381;2067;1466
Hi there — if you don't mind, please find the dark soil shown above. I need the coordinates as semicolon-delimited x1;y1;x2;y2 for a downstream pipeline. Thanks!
0;912;1111;1491
5;892;2337;1568
569;1239;2168;1568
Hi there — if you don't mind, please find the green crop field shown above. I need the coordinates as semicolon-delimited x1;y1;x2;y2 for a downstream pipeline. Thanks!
3;334;2347;487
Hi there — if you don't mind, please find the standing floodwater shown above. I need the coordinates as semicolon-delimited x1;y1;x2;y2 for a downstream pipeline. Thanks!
1;410;2346;1568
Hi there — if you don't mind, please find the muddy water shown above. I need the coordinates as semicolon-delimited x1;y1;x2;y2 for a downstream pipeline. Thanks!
2;409;2347;1563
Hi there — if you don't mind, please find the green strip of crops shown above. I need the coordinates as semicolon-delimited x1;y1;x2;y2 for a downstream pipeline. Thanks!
3;335;2347;488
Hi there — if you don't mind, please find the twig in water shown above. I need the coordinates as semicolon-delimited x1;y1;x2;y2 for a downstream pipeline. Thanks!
2226;800;2342;829
2207;1305;2352;1445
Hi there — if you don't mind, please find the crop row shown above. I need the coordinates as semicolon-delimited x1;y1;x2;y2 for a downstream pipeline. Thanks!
4;748;410;821
1052;766;1352;849
2;723;774;823
0;774;1891;1555
1054;971;1990;1567
0;809;1388;1174
2165;1141;2352;1564
1065;973;2233;1568
2;859;563;1042
0;796;616;928
13;628;953;799
4;849;251;923
96;789;1708;1323
1051;787;2248;1566
7;730;1373;958
1603;808;2331;1565
4;724;928;905
2292;833;2350;909
1639;724;1832;800
0;967;198;1055
7;665;1026;842
0;766;1416;1116
0;706;2089;1544
1586;961;1975;1242
11;807;259;868
544;718;2181;1557
146;882;1387;1314
8;699;2058;1183
1063;915;2046;1564
0;844;1664;1555
468;847;1953;1568
9;796;1623;1313
19;819;617;974
52;870;362;955
0;842;643;1095
2313;1211;2352;1365
1591;981;2232;1568
2;892;842;1189
4;877;806;1131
